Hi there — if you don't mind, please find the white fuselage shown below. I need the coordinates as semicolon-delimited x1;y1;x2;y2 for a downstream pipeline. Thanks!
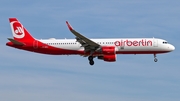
38;38;175;54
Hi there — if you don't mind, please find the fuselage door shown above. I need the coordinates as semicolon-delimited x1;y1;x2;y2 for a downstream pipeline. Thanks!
33;40;38;49
153;38;158;47
120;39;125;49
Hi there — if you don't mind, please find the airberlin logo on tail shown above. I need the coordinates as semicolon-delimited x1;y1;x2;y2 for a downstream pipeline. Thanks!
15;27;23;35
10;21;25;39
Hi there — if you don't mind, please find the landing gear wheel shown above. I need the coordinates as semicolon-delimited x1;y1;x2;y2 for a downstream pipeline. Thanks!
88;56;95;65
154;58;158;62
88;56;93;61
89;60;94;65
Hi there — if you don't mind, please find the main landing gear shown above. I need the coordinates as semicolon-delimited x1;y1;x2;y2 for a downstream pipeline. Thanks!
154;54;158;62
88;56;94;65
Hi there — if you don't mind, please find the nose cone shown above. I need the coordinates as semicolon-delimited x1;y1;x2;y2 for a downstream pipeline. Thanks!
172;45;175;50
169;44;175;51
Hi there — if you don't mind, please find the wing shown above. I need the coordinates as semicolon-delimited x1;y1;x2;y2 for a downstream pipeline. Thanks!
66;21;100;52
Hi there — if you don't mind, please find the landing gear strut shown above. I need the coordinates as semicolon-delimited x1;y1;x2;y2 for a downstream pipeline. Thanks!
88;56;94;65
154;54;158;62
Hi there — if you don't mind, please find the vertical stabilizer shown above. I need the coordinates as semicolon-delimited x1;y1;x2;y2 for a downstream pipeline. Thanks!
9;18;35;42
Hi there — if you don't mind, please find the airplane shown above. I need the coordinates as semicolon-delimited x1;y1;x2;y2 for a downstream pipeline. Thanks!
6;18;175;65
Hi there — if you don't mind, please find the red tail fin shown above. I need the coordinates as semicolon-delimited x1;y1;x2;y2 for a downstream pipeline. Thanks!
9;18;35;42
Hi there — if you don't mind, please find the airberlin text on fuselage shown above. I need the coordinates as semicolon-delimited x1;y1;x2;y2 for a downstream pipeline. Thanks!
114;39;152;47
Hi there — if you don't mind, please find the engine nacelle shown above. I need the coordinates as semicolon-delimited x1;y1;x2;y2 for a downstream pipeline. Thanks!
101;46;115;55
98;54;116;62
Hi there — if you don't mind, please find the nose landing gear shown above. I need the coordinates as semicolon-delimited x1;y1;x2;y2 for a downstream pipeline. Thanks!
154;54;158;62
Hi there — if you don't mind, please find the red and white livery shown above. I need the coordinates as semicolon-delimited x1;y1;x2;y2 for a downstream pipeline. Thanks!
6;18;175;65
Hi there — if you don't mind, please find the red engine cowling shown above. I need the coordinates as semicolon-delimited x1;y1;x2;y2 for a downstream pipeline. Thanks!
98;46;116;62
101;46;115;55
98;54;116;62
104;54;116;62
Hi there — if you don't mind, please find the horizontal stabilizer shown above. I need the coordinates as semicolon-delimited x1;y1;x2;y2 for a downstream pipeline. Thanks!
7;38;24;46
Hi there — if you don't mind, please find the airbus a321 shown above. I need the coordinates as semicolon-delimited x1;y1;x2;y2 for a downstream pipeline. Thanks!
6;18;175;65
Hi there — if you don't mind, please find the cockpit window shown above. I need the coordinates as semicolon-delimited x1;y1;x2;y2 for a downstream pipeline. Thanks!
163;41;168;44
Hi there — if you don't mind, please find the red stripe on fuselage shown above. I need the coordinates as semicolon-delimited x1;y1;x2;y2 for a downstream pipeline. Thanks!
6;40;84;55
6;40;170;55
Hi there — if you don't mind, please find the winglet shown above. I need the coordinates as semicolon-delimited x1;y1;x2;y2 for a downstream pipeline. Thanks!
66;21;73;31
